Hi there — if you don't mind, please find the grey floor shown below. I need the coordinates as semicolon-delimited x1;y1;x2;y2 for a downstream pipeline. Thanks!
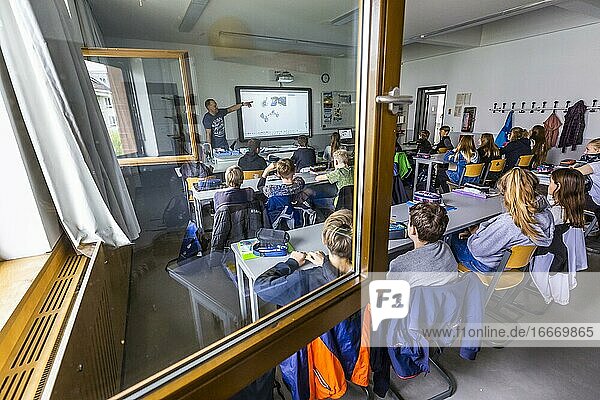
121;167;600;399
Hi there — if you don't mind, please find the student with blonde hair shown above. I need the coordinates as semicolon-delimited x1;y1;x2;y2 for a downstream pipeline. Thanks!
212;166;263;251
315;149;354;206
254;209;353;305
213;166;249;208
438;134;479;192
450;168;554;272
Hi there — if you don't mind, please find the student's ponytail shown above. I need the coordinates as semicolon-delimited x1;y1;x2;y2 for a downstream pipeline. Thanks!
497;168;542;240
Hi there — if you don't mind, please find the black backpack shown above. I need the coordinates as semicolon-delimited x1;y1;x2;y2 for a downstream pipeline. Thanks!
162;195;189;228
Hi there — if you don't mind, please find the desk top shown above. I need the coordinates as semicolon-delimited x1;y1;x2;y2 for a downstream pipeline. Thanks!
232;192;504;281
231;224;327;281
166;254;241;315
192;172;329;202
388;192;504;252
413;153;447;164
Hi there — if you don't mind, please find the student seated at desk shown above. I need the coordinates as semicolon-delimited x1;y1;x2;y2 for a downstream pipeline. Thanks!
530;125;549;168
431;125;453;153
387;203;457;287
254;210;353;306
438;134;479;192
211;166;263;252
416;129;433;154
500;127;532;170
238;139;267;172
254;211;369;400
323;131;341;166
258;159;312;228
291;135;316;171
477;133;500;165
575;138;600;226
315;149;354;205
450;168;554;272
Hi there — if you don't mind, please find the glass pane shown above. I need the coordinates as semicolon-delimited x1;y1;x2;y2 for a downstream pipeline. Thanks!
45;0;362;396
84;53;196;163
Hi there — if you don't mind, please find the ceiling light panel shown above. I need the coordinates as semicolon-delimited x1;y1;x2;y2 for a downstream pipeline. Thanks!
179;0;209;32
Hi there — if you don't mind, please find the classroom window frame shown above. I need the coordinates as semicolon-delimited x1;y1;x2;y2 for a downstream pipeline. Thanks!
81;47;199;167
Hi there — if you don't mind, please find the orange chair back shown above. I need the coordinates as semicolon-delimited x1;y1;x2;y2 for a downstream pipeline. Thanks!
437;147;448;154
517;154;534;168
464;163;484;178
488;159;506;173
186;177;200;201
505;245;536;270
243;170;263;180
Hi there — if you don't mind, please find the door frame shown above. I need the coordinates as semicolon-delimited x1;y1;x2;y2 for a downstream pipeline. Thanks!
111;1;404;398
413;84;447;140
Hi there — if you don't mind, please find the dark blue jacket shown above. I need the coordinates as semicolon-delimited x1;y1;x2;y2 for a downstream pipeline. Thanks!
500;137;531;170
255;259;370;400
254;257;339;306
377;273;485;387
292;147;316;170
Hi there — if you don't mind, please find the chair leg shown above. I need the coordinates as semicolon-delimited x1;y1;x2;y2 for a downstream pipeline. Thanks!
585;216;598;237
428;358;457;400
388;357;456;400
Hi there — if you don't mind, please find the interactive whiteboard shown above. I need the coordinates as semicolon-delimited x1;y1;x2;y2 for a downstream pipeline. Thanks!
235;86;312;141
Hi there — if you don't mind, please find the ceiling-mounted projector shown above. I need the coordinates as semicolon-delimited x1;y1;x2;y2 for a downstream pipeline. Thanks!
275;71;294;83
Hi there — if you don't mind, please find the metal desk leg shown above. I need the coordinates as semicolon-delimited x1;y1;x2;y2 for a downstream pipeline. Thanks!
236;259;248;323
194;198;203;232
189;291;204;347
413;159;420;194
249;281;260;322
426;162;433;192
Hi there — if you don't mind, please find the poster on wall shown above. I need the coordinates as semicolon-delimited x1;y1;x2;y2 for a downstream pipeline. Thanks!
461;107;476;132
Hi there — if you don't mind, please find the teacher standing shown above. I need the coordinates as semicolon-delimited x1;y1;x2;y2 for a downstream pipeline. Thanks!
202;98;253;150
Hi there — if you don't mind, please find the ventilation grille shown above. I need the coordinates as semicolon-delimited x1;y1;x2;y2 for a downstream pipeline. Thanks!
0;254;87;400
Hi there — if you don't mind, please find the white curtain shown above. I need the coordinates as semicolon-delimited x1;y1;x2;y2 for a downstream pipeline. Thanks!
0;0;140;249
73;0;105;47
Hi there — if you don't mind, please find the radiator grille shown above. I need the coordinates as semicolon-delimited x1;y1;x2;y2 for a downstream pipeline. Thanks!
0;254;87;400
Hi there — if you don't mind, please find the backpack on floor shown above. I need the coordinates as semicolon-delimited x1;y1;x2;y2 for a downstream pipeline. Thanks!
178;220;202;260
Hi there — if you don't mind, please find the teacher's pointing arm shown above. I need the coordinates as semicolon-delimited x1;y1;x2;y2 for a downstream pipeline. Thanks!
226;101;253;113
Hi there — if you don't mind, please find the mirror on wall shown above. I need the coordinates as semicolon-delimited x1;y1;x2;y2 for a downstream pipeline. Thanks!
82;48;198;166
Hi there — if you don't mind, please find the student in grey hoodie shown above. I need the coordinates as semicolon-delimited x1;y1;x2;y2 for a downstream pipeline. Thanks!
450;168;554;272
387;202;458;287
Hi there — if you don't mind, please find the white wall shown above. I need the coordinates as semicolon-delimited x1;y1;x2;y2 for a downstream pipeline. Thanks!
105;37;357;150
400;22;600;163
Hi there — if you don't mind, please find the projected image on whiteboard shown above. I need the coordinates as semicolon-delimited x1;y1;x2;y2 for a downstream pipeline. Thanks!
235;87;312;141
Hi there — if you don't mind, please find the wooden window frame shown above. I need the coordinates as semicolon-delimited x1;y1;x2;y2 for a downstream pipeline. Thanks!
81;47;199;166
111;0;404;398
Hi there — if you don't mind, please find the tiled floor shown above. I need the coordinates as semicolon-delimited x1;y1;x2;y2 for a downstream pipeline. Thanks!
121;167;600;399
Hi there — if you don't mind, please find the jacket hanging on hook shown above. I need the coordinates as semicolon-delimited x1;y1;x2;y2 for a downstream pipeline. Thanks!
543;111;562;148
495;110;513;147
558;100;586;152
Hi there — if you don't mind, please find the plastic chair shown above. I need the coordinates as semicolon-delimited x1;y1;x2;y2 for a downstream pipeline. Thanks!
458;245;536;307
482;159;506;185
186;177;200;201
448;163;485;189
243;170;263;180
517;154;534;169
336;185;354;211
